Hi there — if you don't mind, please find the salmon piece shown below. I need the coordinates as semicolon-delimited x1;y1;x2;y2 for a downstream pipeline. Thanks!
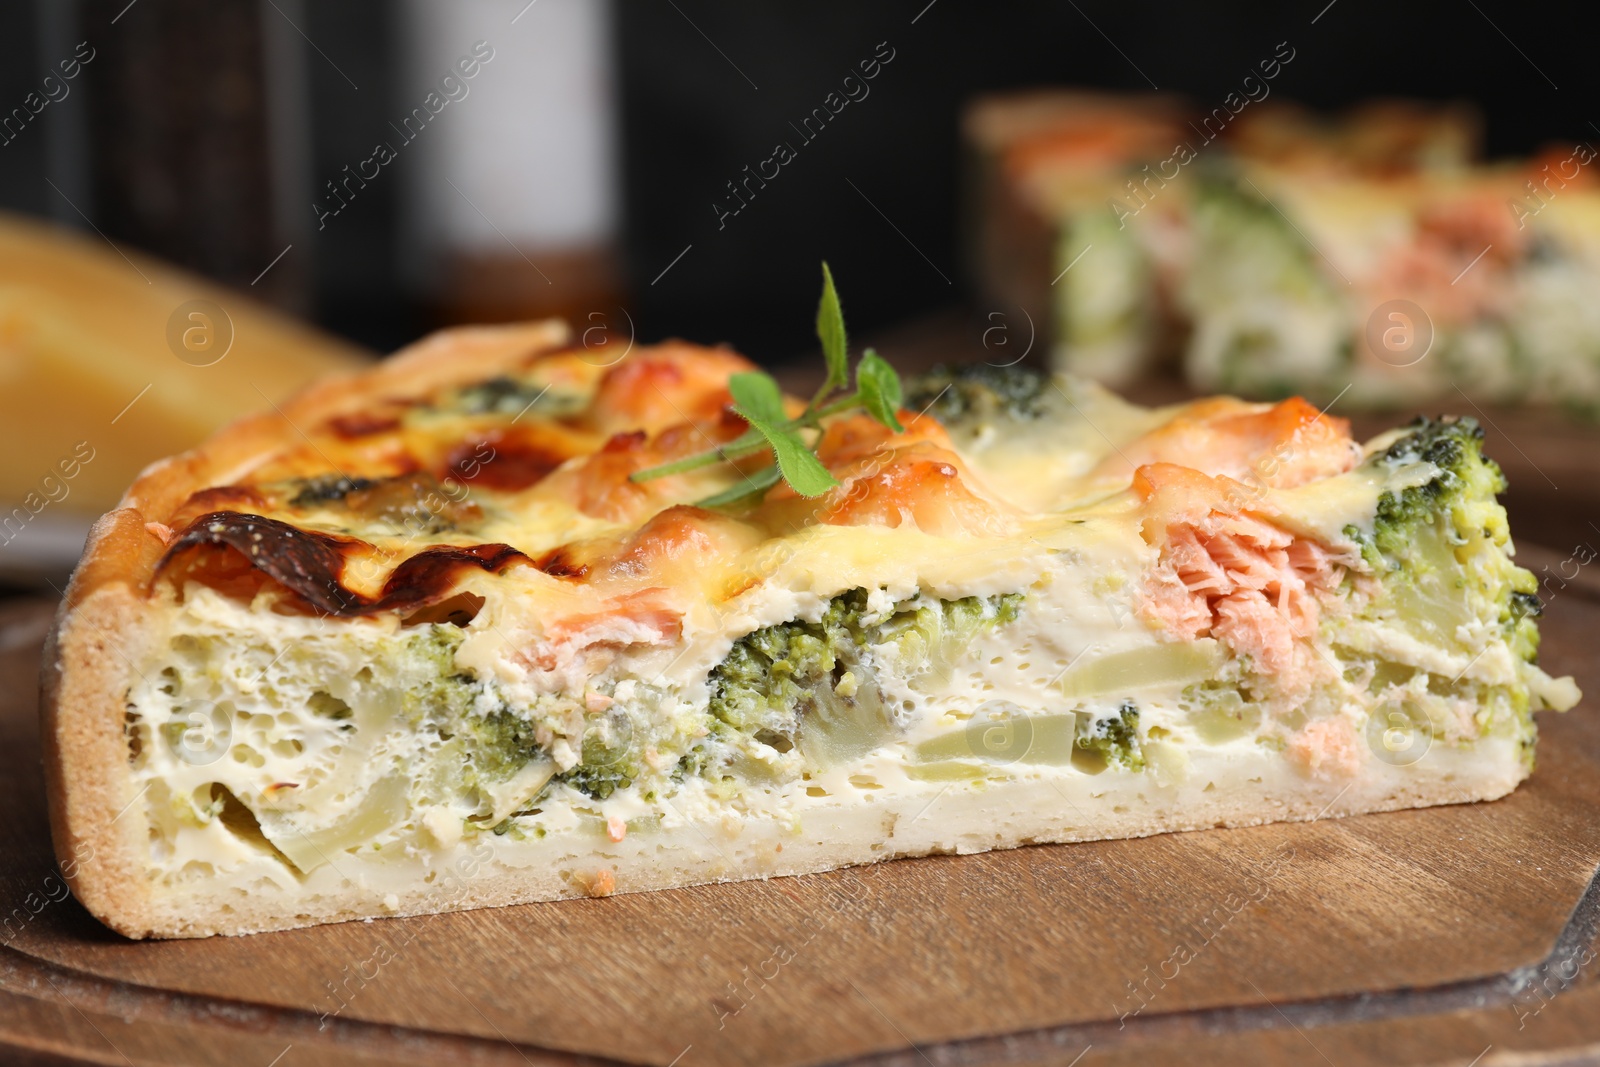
541;589;684;653
1286;538;1342;593
1212;589;1296;676
1134;462;1345;696
1002;104;1181;179
1286;718;1365;780
1417;193;1524;260
535;431;656;523
607;505;763;583
1141;564;1214;640
1166;524;1230;596
537;408;752;525
585;343;757;436
1132;462;1256;528
1368;191;1525;328
534;505;761;592
1099;397;1360;490
650;406;751;462
802;443;1010;538
812;411;951;468
513;585;686;679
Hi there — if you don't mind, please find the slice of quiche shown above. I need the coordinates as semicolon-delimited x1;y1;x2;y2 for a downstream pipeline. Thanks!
44;300;1577;938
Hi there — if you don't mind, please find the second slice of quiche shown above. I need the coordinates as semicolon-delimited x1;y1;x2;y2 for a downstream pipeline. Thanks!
45;286;1578;938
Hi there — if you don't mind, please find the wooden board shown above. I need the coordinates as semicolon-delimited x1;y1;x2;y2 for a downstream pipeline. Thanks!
3;540;1600;1067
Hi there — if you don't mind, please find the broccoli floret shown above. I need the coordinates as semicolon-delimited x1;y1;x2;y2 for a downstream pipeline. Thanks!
451;375;550;415
398;626;479;725
707;589;872;748
464;710;543;783
1076;701;1144;771
704;588;1025;767
445;374;588;418
903;363;1046;426
286;473;379;506
1328;415;1579;767
1343;415;1541;660
465;706;641;801
1360;416;1507;561
555;759;636;801
875;592;1024;665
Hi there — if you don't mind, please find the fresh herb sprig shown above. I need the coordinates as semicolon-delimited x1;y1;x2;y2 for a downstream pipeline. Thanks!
630;263;904;506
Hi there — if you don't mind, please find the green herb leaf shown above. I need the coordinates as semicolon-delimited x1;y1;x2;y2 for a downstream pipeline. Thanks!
761;428;839;498
856;348;905;433
630;260;896;501
628;426;766;482
695;463;784;508
728;371;838;497
816;262;849;397
727;371;788;425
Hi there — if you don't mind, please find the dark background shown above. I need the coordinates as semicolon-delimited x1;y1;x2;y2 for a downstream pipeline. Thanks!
0;0;1591;364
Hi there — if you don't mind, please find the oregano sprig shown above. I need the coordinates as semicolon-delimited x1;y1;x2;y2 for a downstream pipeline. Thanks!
630;262;905;504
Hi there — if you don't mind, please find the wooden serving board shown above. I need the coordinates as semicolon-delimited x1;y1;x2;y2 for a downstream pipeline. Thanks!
4;558;1600;1067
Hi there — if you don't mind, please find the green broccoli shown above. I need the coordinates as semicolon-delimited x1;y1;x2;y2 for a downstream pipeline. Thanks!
1184;175;1347;396
707;589;873;750
464;707;641;802
903;363;1047;427
463;709;543;783
1075;701;1145;771
1344;415;1540;661
1333;414;1571;764
705;588;1025;769
1360;416;1505;559
445;374;587;418
554;758;637;801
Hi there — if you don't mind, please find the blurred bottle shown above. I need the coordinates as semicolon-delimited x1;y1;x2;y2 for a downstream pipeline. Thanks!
399;0;624;330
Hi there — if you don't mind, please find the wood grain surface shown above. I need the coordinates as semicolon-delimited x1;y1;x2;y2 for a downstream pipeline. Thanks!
2;536;1599;1067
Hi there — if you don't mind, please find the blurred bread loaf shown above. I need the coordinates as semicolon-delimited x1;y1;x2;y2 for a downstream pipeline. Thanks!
0;212;371;564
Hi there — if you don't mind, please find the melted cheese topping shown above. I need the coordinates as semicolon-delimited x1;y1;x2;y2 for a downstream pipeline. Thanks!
156;352;1377;612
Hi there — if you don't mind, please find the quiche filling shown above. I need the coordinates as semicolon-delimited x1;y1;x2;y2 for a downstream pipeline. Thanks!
116;355;1575;901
